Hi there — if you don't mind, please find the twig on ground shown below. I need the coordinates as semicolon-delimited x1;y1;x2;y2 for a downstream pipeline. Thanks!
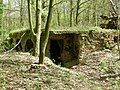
100;73;120;79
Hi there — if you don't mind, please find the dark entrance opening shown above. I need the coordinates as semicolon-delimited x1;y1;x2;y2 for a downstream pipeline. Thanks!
25;39;33;52
50;39;63;65
16;39;22;51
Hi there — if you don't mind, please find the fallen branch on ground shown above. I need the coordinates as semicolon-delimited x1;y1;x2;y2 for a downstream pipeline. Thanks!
100;73;120;79
4;32;26;53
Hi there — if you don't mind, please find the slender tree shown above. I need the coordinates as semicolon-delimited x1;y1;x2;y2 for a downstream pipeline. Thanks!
63;3;67;26
0;0;3;40
27;0;35;36
39;0;54;64
0;0;3;29
76;0;80;25
35;0;42;56
92;0;97;26
57;8;60;26
75;0;91;25
70;0;73;27
115;0;120;60
20;0;24;27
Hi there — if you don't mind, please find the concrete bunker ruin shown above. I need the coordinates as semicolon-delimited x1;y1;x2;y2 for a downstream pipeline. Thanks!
9;30;80;67
9;29;118;67
43;31;80;67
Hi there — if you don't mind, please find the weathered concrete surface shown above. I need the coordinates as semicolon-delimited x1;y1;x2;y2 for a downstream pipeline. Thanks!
78;30;119;63
9;29;119;67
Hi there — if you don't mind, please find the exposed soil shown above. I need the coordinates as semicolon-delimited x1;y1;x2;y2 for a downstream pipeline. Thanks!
0;50;120;90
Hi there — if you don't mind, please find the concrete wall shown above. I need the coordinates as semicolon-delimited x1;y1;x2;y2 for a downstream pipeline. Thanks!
45;34;79;67
77;30;118;64
9;30;118;67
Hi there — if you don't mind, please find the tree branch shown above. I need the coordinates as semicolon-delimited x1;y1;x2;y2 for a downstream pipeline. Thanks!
53;0;64;7
100;73;120;79
79;0;91;9
109;0;118;16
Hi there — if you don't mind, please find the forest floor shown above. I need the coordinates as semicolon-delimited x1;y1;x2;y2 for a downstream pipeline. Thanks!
0;50;120;90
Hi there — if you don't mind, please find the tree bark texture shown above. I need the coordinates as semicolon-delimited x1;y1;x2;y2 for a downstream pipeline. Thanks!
70;0;73;27
0;0;3;29
76;0;80;25
34;0;42;56
20;0;24;27
39;0;54;64
27;0;35;36
57;9;60;26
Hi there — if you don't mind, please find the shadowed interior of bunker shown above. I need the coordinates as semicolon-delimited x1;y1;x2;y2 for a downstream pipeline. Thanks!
50;39;63;65
16;39;22;51
25;39;33;52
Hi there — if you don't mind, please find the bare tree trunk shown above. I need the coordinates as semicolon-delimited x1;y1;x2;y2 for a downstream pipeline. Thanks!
39;0;54;64
42;0;47;26
20;0;24;27
75;0;90;25
0;0;3;39
34;0;42;56
27;0;35;36
0;0;3;29
92;0;97;26
87;7;90;23
70;0;73;27
63;4;66;26
57;8;60;26
116;0;120;60
76;0;80;25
